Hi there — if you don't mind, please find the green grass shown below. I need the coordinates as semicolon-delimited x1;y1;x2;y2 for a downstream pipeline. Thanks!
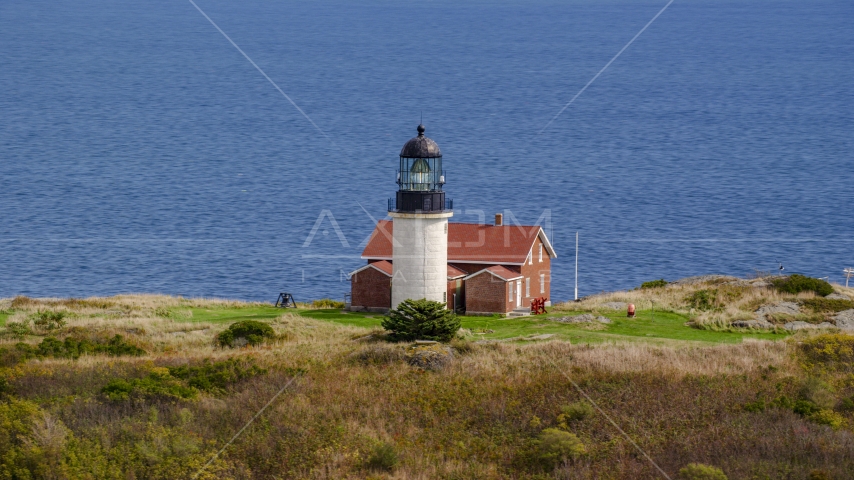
459;310;785;344
1;303;784;345
174;305;786;345
180;305;285;324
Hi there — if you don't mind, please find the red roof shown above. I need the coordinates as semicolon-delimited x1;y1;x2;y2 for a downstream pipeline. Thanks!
361;221;555;264
447;264;467;279
348;260;393;277
465;265;523;281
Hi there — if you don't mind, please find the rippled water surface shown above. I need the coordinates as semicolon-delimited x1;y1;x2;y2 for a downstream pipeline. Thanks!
1;0;852;301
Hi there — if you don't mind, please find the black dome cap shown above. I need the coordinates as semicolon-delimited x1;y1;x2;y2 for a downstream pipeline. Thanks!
399;124;442;158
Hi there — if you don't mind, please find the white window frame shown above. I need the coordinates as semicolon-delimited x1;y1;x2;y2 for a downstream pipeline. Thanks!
528;248;533;265
525;278;530;297
539;244;543;262
508;282;513;302
540;274;545;293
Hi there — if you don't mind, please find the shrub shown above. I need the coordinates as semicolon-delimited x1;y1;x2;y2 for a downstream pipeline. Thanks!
2;322;32;340
793;400;820;417
168;358;266;394
35;334;145;359
678;463;727;480
801;297;854;313
809;409;845;430
771;274;834;297
381;299;460;342
798;377;836;409
686;290;718;311
30;310;67;331
797;333;854;373
560;401;594;421
535;428;586;467
311;298;345;309
217;320;275;348
640;279;668;289
102;370;197;401
103;358;268;401
743;399;766;413
365;442;398;472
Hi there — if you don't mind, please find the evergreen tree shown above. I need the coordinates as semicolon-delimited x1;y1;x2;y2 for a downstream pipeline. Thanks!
381;298;461;342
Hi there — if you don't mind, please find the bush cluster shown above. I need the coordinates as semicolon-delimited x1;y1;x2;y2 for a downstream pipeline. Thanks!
381;299;460;342
365;442;398;472
103;358;267;401
30;310;67;331
678;463;728;480
686;289;718;311
559;401;593;424
103;368;198;401
217;320;275;348
801;297;854;313
640;279;668;289
771;274;834;297
169;358;267;395
1;334;145;366
534;428;586;467
797;333;854;373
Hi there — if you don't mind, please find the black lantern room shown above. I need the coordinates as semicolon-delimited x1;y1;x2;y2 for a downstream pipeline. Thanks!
390;124;451;213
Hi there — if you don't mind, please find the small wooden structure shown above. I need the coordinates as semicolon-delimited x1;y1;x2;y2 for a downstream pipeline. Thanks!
275;293;297;308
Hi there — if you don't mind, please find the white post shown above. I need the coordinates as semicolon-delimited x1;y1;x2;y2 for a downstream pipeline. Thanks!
845;268;854;288
574;231;579;301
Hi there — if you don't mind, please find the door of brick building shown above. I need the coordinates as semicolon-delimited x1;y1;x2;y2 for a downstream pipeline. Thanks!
515;280;522;305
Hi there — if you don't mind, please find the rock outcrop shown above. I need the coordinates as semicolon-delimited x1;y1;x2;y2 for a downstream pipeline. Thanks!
731;320;774;329
755;302;801;317
553;314;611;324
833;309;854;331
782;321;835;332
406;344;454;371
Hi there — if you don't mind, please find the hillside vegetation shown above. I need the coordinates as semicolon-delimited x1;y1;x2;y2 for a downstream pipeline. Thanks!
557;274;854;331
0;289;853;479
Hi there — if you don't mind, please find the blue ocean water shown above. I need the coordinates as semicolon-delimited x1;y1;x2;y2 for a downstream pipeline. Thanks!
1;0;852;302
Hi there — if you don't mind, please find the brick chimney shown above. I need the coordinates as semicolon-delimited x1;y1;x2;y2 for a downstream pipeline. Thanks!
494;213;503;226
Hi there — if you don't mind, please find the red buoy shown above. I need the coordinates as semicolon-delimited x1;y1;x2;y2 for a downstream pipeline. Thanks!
627;303;636;318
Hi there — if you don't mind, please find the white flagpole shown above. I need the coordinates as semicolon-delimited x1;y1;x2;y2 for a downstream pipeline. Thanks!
574;232;579;301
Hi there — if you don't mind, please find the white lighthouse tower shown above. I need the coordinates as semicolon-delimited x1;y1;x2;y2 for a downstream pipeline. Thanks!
389;124;452;309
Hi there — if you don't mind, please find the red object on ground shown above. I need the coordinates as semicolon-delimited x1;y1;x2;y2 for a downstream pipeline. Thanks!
627;303;636;318
530;297;548;315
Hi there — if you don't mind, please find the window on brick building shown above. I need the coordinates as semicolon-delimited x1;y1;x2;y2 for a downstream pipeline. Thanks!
528;248;533;265
508;282;513;302
540;274;545;293
525;278;530;297
539;244;543;262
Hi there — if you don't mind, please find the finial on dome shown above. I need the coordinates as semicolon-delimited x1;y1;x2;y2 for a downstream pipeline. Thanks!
417;124;425;136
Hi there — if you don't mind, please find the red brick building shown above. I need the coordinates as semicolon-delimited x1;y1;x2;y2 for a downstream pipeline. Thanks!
349;216;556;315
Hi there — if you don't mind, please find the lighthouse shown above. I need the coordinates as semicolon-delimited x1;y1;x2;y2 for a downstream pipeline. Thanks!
388;124;453;309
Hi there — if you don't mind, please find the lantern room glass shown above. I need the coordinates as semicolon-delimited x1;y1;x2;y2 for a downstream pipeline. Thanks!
398;156;443;192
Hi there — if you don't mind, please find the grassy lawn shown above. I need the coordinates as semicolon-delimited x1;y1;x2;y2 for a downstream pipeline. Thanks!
0;311;9;327
175;305;786;345
179;305;286;324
